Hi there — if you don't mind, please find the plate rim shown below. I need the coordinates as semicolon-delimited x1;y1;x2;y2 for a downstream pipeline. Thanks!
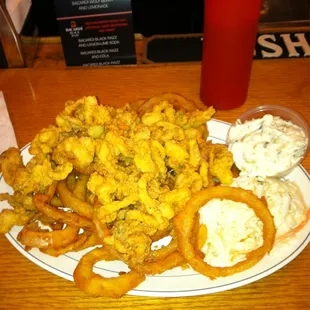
1;118;310;297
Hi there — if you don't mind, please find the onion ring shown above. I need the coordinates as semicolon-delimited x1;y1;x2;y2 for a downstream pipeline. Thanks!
40;232;98;257
72;175;89;201
57;180;93;219
74;232;99;250
33;194;94;230
30;213;64;231
92;197;111;243
150;223;173;242
73;247;145;298
133;251;185;275
190;214;206;259
46;181;58;202
40;232;89;257
17;222;79;249
173;186;276;279
137;92;196;115
66;171;76;191
130;99;147;113
145;238;178;263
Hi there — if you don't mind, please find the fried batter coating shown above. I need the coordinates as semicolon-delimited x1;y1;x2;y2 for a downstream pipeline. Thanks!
52;137;95;174
0;209;34;233
0;147;24;187
29;126;61;155
109;219;154;265
0;192;35;211
204;144;234;185
55;96;112;133
0;209;19;233
0;96;234;271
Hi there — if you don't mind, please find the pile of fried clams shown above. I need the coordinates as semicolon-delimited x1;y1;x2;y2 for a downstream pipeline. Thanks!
0;94;275;298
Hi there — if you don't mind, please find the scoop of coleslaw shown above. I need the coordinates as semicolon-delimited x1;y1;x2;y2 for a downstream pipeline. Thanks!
198;176;309;267
227;115;308;177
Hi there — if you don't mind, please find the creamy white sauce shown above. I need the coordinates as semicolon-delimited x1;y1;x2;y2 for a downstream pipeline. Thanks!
199;176;308;267
199;199;263;267
231;176;308;240
227;114;308;178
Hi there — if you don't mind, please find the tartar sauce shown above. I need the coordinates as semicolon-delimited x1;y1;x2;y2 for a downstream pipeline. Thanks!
199;199;263;267
227;114;308;177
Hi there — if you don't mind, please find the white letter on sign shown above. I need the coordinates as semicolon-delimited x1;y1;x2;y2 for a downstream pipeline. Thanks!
280;33;310;57
258;34;283;58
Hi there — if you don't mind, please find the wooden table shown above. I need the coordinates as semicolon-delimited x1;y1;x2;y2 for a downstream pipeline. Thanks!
0;54;309;309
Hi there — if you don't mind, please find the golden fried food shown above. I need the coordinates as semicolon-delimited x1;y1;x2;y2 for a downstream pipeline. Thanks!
72;175;89;201
0;209;19;233
201;143;234;185
196;224;208;251
0;147;72;195
0;209;34;233
33;194;94;230
133;251;185;275
135;92;197;115
0;192;37;214
0;94;241;298
57;180;93;219
174;186;276;279
144;238;178;263
129;98;147;113
40;232;98;257
0;147;24;187
17;222;79;249
73;247;145;298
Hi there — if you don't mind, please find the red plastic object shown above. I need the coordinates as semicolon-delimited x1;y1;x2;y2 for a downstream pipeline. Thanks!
200;0;262;110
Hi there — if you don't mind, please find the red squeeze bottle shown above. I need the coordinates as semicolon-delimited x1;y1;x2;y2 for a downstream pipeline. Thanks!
200;0;262;110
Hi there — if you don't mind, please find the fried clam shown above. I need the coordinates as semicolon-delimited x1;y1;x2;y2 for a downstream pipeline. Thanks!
174;186;276;279
0;192;37;233
0;209;35;234
0;147;24;187
17;221;79;249
73;247;145;298
0;192;36;211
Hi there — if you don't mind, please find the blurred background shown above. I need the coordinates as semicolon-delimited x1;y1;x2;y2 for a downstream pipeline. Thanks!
21;0;310;37
1;0;309;68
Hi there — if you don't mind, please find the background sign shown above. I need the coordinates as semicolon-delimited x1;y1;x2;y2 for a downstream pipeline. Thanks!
254;32;310;59
54;0;136;66
144;32;310;64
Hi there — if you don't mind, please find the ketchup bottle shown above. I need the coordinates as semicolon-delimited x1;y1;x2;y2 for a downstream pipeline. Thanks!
200;0;262;110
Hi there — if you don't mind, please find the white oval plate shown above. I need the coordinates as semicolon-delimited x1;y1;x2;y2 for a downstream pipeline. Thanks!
1;119;309;297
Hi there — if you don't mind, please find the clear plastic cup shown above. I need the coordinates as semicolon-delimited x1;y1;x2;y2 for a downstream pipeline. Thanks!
227;105;310;178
